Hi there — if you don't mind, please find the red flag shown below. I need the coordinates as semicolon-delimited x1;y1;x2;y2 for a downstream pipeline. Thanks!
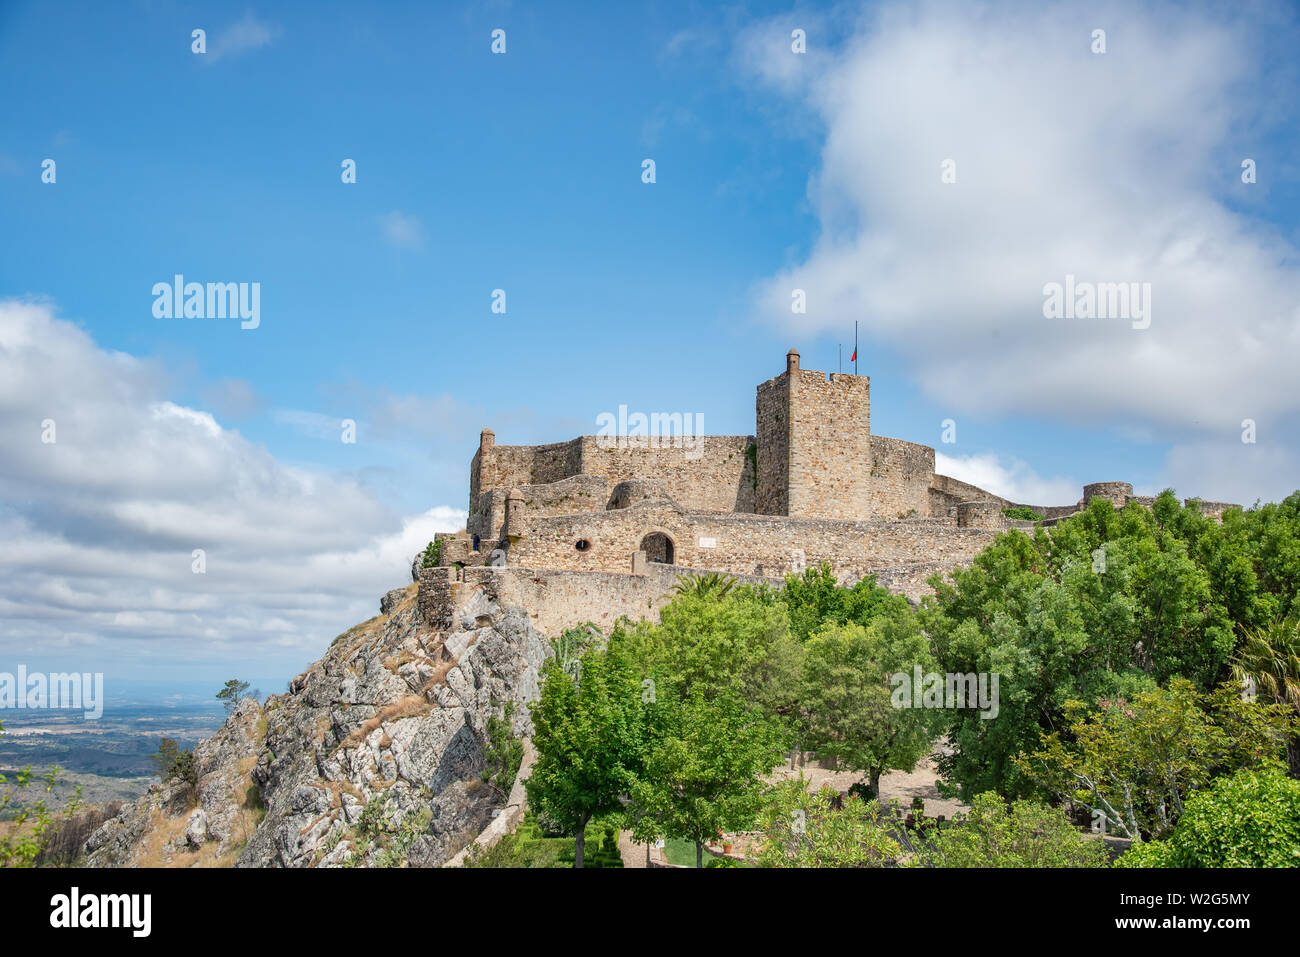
850;349;857;362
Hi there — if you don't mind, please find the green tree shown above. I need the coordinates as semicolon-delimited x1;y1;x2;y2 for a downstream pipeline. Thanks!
420;539;442;568
216;679;251;714
1232;614;1300;777
754;779;900;867
921;490;1298;801
620;591;798;711
631;684;787;867
800;612;936;797
781;563;909;643
1021;679;1297;841
525;646;643;868
1117;765;1300;867
912;791;1107;868
151;737;199;806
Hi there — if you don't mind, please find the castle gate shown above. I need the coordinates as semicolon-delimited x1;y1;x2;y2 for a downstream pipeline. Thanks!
640;532;674;565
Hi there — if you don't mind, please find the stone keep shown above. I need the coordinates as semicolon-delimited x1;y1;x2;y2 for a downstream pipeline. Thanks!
756;348;873;519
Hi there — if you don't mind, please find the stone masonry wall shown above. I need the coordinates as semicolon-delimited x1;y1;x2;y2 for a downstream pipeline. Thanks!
419;563;768;639
575;435;755;514
505;501;1001;590
755;373;791;516
471;438;585;513
866;435;935;519
788;370;873;520
469;474;610;541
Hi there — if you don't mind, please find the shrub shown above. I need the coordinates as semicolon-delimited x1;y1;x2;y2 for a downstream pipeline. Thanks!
1002;505;1044;522
151;738;199;806
1116;765;1300;867
913;792;1107;868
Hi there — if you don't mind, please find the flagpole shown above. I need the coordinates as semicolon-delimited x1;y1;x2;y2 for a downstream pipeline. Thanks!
839;344;842;374
854;321;858;375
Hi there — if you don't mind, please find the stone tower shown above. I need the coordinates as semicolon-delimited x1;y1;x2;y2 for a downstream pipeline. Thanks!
755;349;873;519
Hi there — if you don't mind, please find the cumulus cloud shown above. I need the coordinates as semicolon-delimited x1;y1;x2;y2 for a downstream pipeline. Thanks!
0;300;462;678
739;1;1300;498
204;13;279;64
935;451;1081;507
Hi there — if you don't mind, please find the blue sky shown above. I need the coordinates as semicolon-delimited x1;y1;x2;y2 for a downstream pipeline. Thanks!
3;0;1300;687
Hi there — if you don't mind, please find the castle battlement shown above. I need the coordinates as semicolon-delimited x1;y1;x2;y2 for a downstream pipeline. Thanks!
425;353;1239;635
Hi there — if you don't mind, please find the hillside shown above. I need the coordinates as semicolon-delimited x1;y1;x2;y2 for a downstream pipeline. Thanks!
84;582;551;867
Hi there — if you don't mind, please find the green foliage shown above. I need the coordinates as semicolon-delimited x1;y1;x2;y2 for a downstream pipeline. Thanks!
1021;679;1297;841
420;539;442;568
151;737;199;805
672;572;738;600
912;791;1107;868
620;590;799;711
1002;505;1044;522
525;644;644;867
1116;765;1300;868
465;813;622;868
349;791;432;867
800;612;936;793
922;490;1300;801
481;702;524;799
630;684;787;867
216;679;251;714
1232;614;1300;775
782;563;910;643
0;720;83;868
753;780;901;867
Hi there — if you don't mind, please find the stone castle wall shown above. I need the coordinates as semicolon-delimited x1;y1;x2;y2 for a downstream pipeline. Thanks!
504;500;1000;586
450;353;1242;631
469;474;610;541
754;373;791;516
471;434;755;529
419;563;769;638
576;435;755;514
418;552;965;642
866;435;935;519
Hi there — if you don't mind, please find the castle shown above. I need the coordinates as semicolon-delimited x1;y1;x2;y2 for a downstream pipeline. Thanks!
419;351;1237;636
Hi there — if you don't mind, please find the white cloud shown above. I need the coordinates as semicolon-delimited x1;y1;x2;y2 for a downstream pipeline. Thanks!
935;451;1080;507
740;1;1300;442
380;210;424;249
204;13;279;64
0;300;463;678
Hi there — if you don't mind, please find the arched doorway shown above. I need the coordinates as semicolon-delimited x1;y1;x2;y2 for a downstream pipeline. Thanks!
640;532;674;565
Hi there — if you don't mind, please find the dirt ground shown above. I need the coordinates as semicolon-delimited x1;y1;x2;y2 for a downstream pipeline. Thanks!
617;748;968;867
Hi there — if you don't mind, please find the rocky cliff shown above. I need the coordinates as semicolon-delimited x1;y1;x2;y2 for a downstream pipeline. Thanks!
85;581;551;867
